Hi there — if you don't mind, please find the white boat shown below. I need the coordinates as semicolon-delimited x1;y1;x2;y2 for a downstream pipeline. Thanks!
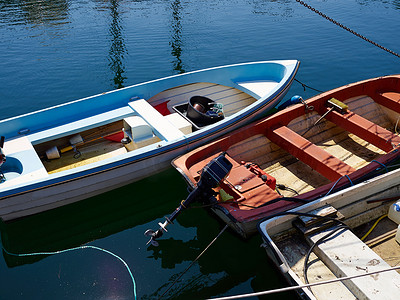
258;167;400;300
0;60;299;221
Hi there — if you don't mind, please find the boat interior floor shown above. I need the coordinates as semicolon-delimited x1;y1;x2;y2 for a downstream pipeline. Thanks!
148;82;257;118
355;216;400;269
37;120;128;174
272;213;400;299
223;95;400;205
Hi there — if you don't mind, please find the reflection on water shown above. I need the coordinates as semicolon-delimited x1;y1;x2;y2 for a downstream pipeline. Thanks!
251;0;294;17
107;0;128;89
0;0;70;27
1;167;286;299
170;0;185;74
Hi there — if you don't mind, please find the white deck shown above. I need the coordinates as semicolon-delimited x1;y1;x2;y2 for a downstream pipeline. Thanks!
1;136;48;188
236;80;278;98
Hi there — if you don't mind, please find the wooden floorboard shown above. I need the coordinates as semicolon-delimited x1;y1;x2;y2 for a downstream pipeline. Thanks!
149;82;257;117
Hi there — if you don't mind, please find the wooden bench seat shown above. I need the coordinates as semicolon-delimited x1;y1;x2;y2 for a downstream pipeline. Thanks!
266;125;356;182
324;109;400;152
128;99;184;142
375;92;400;114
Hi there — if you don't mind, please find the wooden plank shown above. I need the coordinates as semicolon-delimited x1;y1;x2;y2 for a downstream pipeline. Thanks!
308;226;400;300
150;82;233;106
149;82;257;118
345;96;393;129
375;92;400;114
149;82;220;103
298;205;338;226
267;125;356;182
324;110;400;152
286;113;382;170
44;141;127;173
226;134;330;197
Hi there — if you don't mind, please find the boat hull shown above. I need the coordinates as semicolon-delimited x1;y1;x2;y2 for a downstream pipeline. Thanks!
0;60;299;221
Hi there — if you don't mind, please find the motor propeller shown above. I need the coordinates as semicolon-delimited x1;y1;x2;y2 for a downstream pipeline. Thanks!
0;136;6;168
145;152;233;246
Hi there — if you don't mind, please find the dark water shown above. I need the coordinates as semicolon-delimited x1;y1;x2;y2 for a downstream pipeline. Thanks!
0;0;399;299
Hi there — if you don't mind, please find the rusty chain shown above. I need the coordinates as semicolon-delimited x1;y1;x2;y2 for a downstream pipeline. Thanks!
296;0;400;59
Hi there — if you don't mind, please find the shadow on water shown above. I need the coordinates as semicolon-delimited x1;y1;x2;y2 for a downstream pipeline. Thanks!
143;208;295;299
0;164;296;299
0;168;185;267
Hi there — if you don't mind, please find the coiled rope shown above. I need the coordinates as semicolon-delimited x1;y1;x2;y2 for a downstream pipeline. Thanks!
2;245;137;300
295;0;400;58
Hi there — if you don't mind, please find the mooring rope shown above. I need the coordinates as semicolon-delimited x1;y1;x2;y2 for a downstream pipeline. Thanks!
208;264;400;300
295;0;400;59
159;224;229;299
294;78;323;93
2;244;137;300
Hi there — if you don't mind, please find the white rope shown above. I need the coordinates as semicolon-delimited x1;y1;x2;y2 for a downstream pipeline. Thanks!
208;265;400;300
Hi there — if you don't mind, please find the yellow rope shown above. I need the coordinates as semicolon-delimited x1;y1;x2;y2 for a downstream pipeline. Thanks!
361;214;388;241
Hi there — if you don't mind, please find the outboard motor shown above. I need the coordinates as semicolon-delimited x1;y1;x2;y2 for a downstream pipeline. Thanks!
0;136;6;168
145;152;233;246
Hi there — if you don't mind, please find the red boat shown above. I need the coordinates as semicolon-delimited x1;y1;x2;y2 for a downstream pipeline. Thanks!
172;75;400;238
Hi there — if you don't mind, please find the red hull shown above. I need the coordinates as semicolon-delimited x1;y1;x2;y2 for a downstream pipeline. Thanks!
172;75;400;236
